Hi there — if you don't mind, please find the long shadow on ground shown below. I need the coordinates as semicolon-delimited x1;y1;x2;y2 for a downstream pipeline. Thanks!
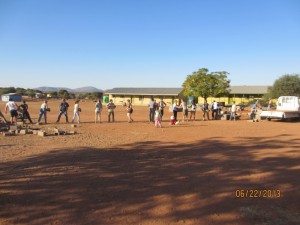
0;136;300;225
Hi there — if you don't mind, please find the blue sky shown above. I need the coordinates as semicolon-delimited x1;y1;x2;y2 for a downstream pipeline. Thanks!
0;0;299;89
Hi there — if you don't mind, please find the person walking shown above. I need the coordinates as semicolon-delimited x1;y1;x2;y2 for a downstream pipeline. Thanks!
202;100;210;121
107;99;116;122
72;100;80;124
56;98;69;123
126;99;133;123
158;97;166;120
4;98;18;124
20;100;33;124
37;100;48;125
148;97;155;123
230;101;236;121
95;99;103;123
190;100;196;121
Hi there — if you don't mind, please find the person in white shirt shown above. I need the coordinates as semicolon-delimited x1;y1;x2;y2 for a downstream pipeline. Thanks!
230;101;236;121
72;100;80;124
148;97;155;122
37;100;48;124
212;101;219;120
5;98;18;124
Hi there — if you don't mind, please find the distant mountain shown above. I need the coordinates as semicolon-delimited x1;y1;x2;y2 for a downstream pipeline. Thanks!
35;87;73;92
35;86;103;93
73;86;103;93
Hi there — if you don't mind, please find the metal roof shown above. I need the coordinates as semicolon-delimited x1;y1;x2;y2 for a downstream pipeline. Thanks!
105;88;183;96
1;93;21;96
104;86;269;95
229;86;269;94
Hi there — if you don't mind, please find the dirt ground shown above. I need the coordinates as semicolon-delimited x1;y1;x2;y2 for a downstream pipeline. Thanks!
0;100;300;225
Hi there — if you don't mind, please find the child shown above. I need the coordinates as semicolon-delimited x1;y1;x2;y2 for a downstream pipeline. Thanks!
154;109;162;128
170;115;176;125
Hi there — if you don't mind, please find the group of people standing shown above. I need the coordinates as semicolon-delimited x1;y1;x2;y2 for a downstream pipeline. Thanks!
3;97;244;125
3;98;119;125
37;98;119;125
172;99;211;121
171;99;197;122
147;97;167;128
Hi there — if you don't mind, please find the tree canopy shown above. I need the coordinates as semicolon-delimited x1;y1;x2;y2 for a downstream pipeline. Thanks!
182;68;230;101
268;74;300;98
78;92;102;100
0;87;41;97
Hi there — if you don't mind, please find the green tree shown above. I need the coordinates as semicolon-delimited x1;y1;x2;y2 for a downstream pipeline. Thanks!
182;68;230;101
69;93;76;99
91;92;102;99
49;91;58;98
0;87;16;95
57;89;70;99
26;89;35;98
15;88;26;95
78;93;87;99
268;74;300;98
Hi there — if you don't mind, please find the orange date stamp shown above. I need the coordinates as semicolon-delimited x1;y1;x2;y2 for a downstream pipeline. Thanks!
235;189;281;198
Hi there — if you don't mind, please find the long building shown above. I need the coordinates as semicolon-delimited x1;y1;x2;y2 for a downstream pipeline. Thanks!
104;86;269;105
1;93;22;102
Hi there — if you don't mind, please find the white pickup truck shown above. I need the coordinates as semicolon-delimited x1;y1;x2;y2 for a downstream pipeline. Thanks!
260;96;300;121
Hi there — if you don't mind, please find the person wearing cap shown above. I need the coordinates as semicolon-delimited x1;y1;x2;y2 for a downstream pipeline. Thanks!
56;98;69;123
5;98;18;124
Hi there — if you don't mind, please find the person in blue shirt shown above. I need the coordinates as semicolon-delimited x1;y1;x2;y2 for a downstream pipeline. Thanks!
56;98;69;123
